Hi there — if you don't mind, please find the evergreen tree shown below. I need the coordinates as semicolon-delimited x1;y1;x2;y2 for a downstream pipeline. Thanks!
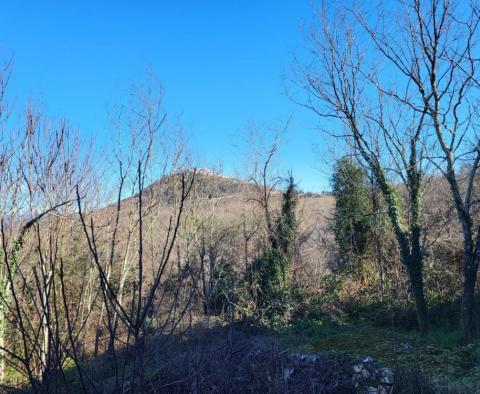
247;176;298;325
331;157;371;263
274;175;298;258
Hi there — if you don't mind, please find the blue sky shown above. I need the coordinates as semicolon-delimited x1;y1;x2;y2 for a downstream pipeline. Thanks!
0;1;329;191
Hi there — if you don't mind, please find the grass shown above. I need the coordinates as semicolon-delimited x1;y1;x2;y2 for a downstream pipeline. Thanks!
254;320;480;393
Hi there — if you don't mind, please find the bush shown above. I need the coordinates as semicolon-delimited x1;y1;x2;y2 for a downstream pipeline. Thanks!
206;259;236;315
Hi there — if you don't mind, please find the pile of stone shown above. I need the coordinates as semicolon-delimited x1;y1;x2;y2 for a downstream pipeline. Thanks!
351;356;394;394
288;353;395;393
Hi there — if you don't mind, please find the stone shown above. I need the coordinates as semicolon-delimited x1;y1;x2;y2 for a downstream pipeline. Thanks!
353;364;363;373
377;367;394;384
363;356;374;363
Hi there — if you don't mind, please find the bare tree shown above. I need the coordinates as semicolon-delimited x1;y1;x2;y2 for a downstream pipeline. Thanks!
291;5;431;334
243;122;289;247
351;0;480;341
0;102;94;392
75;83;196;391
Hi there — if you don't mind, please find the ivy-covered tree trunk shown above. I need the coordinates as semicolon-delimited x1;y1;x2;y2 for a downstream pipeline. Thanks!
405;256;428;336
448;178;480;342
405;146;428;336
370;179;385;301
369;149;428;336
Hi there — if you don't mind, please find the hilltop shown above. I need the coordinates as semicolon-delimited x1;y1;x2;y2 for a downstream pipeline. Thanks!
142;168;332;205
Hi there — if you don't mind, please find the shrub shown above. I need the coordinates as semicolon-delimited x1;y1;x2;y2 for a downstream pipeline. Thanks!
206;259;236;315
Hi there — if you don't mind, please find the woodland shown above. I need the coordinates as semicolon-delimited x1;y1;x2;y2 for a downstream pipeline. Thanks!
1;1;480;393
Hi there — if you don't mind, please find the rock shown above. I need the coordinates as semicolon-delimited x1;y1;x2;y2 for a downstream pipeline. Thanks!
289;352;395;393
377;367;394;385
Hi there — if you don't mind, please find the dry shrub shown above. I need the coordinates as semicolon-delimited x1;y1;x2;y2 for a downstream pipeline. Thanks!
143;325;357;393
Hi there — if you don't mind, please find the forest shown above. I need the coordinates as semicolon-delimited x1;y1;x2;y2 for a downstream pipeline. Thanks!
0;0;480;393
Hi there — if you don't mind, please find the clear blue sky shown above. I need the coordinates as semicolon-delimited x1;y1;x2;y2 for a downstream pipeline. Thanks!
0;1;329;191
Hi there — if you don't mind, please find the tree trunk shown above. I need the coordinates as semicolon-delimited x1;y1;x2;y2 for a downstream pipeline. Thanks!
376;238;384;301
370;180;384;301
0;281;9;385
374;167;428;336
93;304;105;357
461;253;478;342
407;262;428;337
0;310;5;384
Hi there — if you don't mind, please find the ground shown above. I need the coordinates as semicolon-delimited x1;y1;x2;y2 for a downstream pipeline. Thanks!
256;321;480;393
